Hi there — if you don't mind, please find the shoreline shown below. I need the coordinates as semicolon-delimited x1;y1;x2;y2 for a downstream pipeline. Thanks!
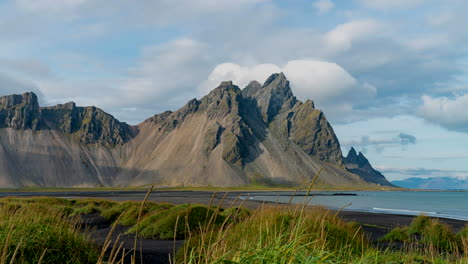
1;186;467;192
2;190;466;264
0;189;465;227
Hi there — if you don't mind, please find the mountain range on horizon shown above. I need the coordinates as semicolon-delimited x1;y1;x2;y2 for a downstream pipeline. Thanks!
0;73;392;188
392;177;468;190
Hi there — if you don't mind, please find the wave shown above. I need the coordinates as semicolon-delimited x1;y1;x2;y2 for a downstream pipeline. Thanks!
371;207;438;215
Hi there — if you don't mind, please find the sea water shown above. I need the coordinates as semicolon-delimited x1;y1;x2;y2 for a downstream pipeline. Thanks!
243;191;468;221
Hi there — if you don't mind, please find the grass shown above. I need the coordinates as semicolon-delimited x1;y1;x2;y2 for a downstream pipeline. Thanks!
0;200;99;263
380;215;466;254
0;188;467;263
179;204;468;264
100;201;173;226
127;204;225;239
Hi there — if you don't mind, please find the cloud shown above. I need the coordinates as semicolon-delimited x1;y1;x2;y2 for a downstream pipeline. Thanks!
419;94;468;132
202;59;376;106
13;0;270;26
324;19;381;52
0;72;43;100
378;167;468;179
398;133;416;145
15;0;87;12
356;0;424;10
342;132;416;153
0;57;51;78
1;0;466;130
313;0;334;14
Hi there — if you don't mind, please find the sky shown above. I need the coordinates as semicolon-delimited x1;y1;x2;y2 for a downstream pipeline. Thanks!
0;0;467;181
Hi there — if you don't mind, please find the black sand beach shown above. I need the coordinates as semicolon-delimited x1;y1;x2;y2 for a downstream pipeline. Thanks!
2;190;466;263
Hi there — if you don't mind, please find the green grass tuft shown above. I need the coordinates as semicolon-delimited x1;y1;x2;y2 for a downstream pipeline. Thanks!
100;201;173;226
408;215;431;235
128;204;225;239
380;227;409;242
0;203;99;263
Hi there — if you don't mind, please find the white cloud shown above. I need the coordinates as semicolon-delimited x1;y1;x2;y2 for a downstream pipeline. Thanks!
201;63;281;93
419;94;468;131
115;37;212;112
404;35;449;51
357;0;424;10
201;59;377;111
32;37;212;123
15;0;87;16
324;19;381;52
313;0;334;14
13;0;270;26
0;72;42;97
283;60;361;100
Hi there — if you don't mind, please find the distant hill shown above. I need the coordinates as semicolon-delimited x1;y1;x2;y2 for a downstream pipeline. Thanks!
392;177;468;190
0;73;393;188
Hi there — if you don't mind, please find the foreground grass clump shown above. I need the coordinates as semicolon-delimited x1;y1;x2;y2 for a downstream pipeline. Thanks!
179;205;468;264
180;205;368;263
0;203;99;264
70;199;117;216
128;204;225;239
380;227;409;242
1;195;467;264
100;201;173;226
381;215;464;253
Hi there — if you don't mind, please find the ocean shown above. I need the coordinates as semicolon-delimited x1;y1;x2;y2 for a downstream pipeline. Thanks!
243;191;468;221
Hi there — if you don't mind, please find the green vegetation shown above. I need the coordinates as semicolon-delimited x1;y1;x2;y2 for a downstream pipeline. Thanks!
128;204;225;239
0;196;467;263
0;198;99;263
100;201;172;226
180;205;468;264
381;215;465;253
380;227;409;242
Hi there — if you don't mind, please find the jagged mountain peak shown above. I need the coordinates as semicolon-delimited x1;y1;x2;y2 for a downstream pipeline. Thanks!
200;81;242;118
0;75;393;188
344;147;393;186
302;99;315;109
344;147;369;168
241;80;262;98
206;80;241;97
345;147;358;162
263;72;287;87
243;72;297;123
344;147;372;168
262;72;294;99
348;147;357;156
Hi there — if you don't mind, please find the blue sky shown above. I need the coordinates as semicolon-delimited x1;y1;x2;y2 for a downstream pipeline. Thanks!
1;0;468;181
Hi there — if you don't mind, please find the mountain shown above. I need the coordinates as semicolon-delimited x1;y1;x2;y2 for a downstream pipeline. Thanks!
343;147;392;186
0;73;392;188
392;177;468;190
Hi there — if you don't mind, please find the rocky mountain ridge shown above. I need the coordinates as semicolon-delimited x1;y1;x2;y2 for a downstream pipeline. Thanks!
392;177;468;190
0;73;393;188
343;147;391;186
0;93;132;145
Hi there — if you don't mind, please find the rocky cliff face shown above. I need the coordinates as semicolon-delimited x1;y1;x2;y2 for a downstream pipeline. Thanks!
0;93;133;146
242;73;343;165
0;73;391;188
0;92;41;130
344;147;393;186
41;102;133;145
